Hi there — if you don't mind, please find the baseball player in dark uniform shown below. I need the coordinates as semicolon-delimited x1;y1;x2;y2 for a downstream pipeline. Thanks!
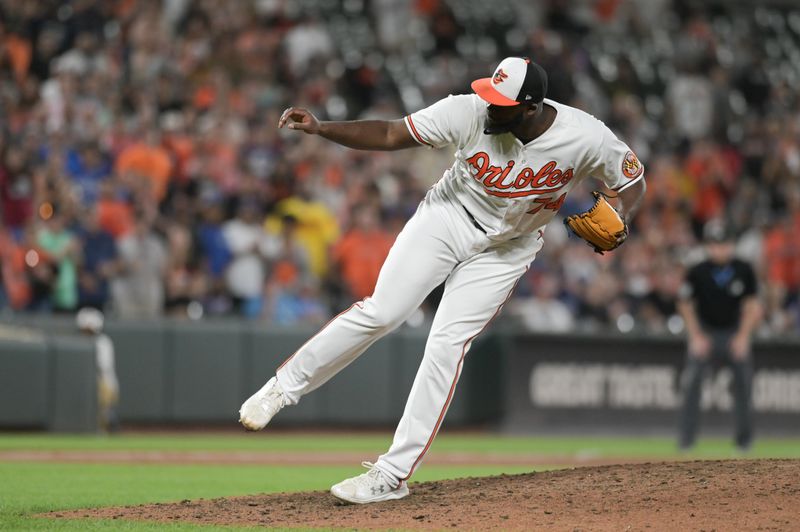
677;221;762;451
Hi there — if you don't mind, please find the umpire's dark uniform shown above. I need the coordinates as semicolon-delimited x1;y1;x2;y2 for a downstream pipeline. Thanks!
677;229;759;450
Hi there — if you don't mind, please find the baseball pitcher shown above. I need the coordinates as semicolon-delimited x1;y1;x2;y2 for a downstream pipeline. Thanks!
240;57;646;504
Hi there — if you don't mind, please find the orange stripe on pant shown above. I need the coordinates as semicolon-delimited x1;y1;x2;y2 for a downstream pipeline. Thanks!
277;300;364;372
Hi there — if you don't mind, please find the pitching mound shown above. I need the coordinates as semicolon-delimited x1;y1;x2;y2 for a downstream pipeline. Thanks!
52;459;798;531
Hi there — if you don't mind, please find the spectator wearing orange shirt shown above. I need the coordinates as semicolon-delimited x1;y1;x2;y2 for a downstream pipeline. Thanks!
765;215;800;291
331;204;394;301
685;141;738;236
114;129;173;203
0;224;31;310
1;26;31;84
96;180;134;239
763;189;800;331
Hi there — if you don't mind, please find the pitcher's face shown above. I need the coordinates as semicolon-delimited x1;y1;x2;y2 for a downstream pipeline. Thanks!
484;104;525;134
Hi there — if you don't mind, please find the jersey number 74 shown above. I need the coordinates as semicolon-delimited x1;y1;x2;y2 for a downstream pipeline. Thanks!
526;193;567;215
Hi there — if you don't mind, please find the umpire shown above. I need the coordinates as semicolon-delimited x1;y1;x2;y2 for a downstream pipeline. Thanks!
677;220;762;451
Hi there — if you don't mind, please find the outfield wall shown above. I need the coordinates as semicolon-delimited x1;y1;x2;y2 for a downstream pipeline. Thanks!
101;320;504;427
1;317;798;434
0;325;97;432
0;317;504;430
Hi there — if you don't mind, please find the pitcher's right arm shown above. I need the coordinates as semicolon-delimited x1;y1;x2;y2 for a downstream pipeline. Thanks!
278;107;419;151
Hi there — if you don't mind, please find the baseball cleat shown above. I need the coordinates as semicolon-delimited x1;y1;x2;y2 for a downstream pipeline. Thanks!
330;462;409;504
238;377;286;431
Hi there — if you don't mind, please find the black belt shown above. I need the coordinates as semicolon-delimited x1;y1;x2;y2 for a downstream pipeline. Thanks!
463;206;487;234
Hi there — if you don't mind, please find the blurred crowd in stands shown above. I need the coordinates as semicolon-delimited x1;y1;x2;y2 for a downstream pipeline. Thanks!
0;0;798;335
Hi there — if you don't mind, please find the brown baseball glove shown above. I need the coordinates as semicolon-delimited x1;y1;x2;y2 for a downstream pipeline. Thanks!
564;191;628;254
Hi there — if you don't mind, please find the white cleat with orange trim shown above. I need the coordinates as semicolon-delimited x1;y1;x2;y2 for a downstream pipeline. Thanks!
330;462;409;504
239;377;286;431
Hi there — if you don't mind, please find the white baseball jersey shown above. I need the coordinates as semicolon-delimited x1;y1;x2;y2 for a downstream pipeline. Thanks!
403;94;644;240
266;91;647;492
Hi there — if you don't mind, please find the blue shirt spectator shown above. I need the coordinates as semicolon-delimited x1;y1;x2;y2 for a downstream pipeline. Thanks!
196;202;232;278
77;210;118;309
65;144;112;204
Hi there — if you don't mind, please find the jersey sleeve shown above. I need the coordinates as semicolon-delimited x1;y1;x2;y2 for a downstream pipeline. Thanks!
404;94;477;150
587;123;645;192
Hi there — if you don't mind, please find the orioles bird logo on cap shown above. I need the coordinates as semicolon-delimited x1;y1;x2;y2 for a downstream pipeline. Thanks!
492;69;509;85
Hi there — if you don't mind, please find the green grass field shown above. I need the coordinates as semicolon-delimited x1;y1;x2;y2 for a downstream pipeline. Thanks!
2;432;799;531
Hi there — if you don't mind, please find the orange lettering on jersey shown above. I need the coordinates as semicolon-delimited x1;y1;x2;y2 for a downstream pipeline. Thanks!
484;161;515;189
531;161;557;188
466;151;575;198
545;168;563;187
466;152;490;179
513;167;534;188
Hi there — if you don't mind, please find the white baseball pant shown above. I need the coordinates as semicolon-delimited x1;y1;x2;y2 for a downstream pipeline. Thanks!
275;190;542;484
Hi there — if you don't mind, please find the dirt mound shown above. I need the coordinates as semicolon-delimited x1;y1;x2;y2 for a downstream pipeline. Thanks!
53;459;799;531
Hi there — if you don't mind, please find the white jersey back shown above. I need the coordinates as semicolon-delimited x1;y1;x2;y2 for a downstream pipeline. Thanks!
404;94;644;241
